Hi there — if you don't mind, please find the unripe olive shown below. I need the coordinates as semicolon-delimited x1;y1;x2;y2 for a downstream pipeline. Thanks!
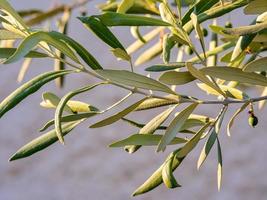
185;46;193;55
202;28;208;37
248;115;258;128
225;21;233;28
260;71;266;76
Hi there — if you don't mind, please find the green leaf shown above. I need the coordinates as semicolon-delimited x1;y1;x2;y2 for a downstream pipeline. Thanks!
0;70;74;118
96;69;176;94
159;71;196;85
95;12;171;26
223;22;267;36
244;0;267;14
227;102;249;137
231;34;256;62
132;153;184;196
197;83;249;100
49;31;103;70
197;107;227;169
135;95;179;111
117;0;135;14
110;48;131;61
55;83;105;144
109;134;187;147
157;103;198;152
177;123;211;158
78;16;125;51
186;63;225;97
162;34;176;64
0;29;22;40
201;67;267;86
9;121;82;161
0;0;28;30
40;112;99;132
243;57;267;72
217;138;223;191
162;152;181;188
145;63;186;72
4;31;80;64
125;105;177;153
0;48;48;59
40;92;73;114
190;12;206;59
90;98;147;128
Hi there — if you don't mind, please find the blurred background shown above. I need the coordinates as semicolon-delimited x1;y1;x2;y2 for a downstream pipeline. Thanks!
1;1;267;199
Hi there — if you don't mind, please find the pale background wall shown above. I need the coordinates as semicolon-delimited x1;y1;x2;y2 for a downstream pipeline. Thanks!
0;1;267;200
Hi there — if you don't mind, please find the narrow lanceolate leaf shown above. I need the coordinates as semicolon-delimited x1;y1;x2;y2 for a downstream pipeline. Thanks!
40;92;73;114
0;48;48;59
49;31;103;70
94;12;171;26
110;48;131;61
9;121;82;161
96;69;176;94
217;138;223;191
135;95;179;111
231;34;256;62
125;106;177;153
244;0;267;14
162;34;176;64
90;98;146;128
186;63;225;97
78;16;125;51
197;83;249;100
40;112;99;132
177;123;211;158
201;67;267;86
0;29;22;40
0;70;74;118
145;62;186;72
132;153;184;196
4;31;79;64
159;71;196;85
223;22;267;36
162;152;181;188
243;57;267;72
117;0;135;14
190;12;206;59
55;83;105;144
227;102;249;137
157;103;198;152
0;0;28;30
197;107;227;169
109;134;187;147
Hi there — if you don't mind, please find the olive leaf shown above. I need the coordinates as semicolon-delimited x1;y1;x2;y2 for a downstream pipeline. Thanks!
96;69;176;94
0;70;74;118
243;57;267;72
159;71;196;85
227;102;249;137
109;134;187;147
117;0;135;14
0;48;48;59
55;83;106;144
9;121;83;161
157;103;198;152
145;62;186;72
217;138;223;191
244;0;267;15
125;105;177;153
90;98;147;128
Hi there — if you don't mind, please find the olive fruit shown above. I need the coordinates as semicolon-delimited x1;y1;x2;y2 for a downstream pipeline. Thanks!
185;46;193;55
202;28;208;37
248;115;258;128
225;21;233;28
260;71;266;76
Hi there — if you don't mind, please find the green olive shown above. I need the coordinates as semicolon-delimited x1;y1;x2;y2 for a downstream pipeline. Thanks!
248;115;258;128
202;28;208;37
185;46;193;55
225;21;233;28
260;71;266;76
